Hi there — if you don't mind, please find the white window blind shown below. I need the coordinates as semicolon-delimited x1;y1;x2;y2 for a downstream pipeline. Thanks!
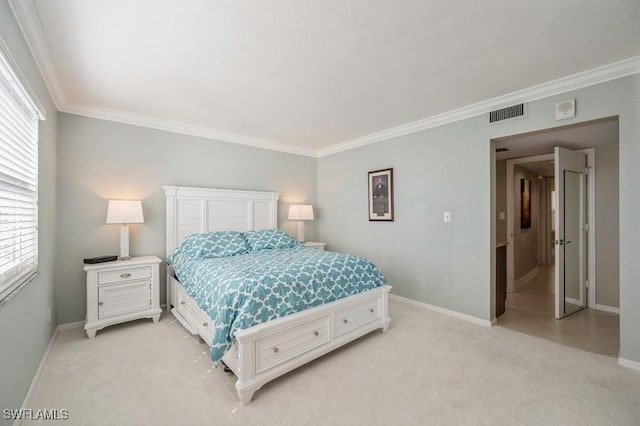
0;48;39;302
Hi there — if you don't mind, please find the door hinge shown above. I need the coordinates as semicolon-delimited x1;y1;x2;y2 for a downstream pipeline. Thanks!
585;280;590;288
584;167;590;176
584;223;590;232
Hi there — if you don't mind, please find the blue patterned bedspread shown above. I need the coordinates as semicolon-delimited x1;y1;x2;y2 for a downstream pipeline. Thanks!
170;246;386;362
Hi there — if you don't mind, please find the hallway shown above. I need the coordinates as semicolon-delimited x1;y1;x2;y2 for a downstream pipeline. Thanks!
498;265;620;357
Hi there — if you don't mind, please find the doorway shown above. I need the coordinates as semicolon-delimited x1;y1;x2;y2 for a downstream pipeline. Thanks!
491;117;620;357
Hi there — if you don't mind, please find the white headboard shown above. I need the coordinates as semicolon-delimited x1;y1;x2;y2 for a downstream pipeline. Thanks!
163;186;280;256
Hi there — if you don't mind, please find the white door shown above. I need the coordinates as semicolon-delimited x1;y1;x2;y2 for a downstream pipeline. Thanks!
554;147;587;319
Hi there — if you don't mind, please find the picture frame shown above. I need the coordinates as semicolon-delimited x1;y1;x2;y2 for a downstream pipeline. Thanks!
368;168;394;221
520;178;531;229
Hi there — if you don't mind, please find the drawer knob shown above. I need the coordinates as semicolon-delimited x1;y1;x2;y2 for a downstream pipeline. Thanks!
313;330;319;336
273;347;279;353
181;301;186;305
343;319;348;324
98;302;103;306
203;322;208;328
369;308;374;313
120;273;132;278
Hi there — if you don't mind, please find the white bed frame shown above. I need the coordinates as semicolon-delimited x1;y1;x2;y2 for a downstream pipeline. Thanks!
164;186;391;404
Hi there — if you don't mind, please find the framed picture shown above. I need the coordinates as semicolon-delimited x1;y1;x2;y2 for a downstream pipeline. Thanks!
520;178;531;229
368;168;394;221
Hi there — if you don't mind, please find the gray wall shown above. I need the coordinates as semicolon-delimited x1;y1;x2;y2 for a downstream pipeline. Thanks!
56;113;317;324
317;115;492;320
0;2;58;421
495;160;507;244
595;145;619;308
317;75;640;363
513;165;540;281
619;74;640;363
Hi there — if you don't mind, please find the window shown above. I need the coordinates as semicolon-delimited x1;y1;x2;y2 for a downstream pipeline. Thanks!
0;44;40;302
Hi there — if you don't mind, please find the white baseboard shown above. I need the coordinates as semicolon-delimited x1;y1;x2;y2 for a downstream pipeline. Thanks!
57;320;84;331
513;266;539;292
565;296;583;306
595;304;620;314
389;293;493;327
14;326;59;426
618;357;640;371
14;320;84;426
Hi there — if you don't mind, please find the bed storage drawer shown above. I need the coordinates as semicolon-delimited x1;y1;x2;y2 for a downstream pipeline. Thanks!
255;316;330;374
334;298;381;338
175;286;213;342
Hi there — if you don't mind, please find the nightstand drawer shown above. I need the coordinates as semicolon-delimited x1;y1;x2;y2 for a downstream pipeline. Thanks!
304;242;326;251
98;266;151;285
98;280;151;319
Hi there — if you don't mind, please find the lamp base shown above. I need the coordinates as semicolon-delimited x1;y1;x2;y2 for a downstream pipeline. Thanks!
119;224;130;260
297;221;305;243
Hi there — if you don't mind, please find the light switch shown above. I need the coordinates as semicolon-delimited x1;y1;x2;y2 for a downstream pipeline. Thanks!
443;211;451;223
498;211;505;220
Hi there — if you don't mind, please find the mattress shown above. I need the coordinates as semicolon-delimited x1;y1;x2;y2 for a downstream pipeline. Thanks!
169;246;386;361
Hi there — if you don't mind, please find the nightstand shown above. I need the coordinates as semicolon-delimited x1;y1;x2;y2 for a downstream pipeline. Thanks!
304;241;326;251
84;256;162;338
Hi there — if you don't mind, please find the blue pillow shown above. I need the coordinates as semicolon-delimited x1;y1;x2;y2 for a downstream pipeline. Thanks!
167;231;249;263
243;229;299;251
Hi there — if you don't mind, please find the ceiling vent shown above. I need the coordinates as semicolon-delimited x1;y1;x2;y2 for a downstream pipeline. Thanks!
489;103;527;123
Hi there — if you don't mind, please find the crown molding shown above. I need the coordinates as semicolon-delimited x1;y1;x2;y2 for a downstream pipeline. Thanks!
8;0;65;109
61;103;317;157
317;55;640;157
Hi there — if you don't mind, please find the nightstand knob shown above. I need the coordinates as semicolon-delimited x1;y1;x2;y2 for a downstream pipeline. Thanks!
369;308;374;313
180;301;186;305
98;302;103;306
273;347;279;353
313;330;319;336
120;273;131;278
343;319;348;324
203;322;208;328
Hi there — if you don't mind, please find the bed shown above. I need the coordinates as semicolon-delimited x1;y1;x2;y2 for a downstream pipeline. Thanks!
164;186;391;404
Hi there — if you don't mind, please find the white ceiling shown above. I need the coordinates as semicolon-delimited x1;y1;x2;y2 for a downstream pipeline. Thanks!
494;117;619;161
12;1;640;156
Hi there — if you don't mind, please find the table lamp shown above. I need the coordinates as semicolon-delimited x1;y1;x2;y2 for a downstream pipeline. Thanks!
106;200;144;260
288;204;314;242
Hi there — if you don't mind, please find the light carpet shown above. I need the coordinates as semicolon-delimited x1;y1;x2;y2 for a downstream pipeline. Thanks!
25;300;640;425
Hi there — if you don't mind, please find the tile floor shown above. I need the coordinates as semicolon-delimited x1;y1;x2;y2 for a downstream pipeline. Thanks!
497;264;620;357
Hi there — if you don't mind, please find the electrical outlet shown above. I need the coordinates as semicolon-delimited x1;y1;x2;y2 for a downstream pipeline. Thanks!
443;211;452;223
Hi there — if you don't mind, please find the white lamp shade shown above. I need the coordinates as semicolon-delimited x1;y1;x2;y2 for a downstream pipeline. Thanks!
288;204;314;221
106;200;144;224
